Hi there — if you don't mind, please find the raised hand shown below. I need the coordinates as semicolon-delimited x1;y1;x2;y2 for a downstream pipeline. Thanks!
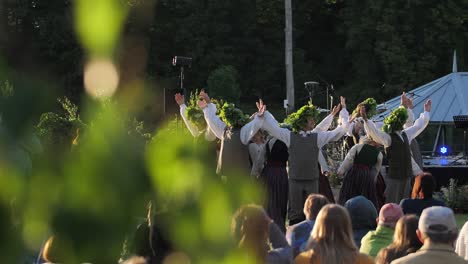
174;93;185;106
401;92;410;108
331;104;341;116
199;90;211;104
408;97;414;109
424;99;432;112
256;99;266;117
340;96;346;108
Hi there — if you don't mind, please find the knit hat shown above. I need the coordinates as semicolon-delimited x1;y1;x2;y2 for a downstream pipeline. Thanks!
419;206;458;234
378;203;403;228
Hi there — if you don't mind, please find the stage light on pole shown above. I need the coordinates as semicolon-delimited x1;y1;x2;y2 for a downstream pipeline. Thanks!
440;146;448;155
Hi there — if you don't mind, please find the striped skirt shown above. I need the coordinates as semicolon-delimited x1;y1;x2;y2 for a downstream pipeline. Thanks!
338;165;379;209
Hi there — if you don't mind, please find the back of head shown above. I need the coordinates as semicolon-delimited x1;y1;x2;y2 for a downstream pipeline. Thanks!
411;172;436;199
231;204;270;262
393;215;423;251
378;203;404;228
303;194;329;220
344;196;378;230
377;215;422;264
419;206;458;244
310;204;357;264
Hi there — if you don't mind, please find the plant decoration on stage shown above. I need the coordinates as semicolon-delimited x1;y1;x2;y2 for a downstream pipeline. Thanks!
219;102;249;129
284;103;320;132
185;89;207;130
382;107;408;133
352;97;377;118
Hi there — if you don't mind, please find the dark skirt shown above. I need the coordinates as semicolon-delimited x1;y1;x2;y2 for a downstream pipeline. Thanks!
261;164;289;233
319;171;335;203
338;165;379;209
375;173;386;210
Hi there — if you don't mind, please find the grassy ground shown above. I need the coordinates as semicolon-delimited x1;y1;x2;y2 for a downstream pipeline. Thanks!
456;214;468;228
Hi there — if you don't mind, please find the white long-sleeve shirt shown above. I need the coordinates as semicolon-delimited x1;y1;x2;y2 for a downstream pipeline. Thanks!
202;103;263;145
179;104;216;141
248;142;266;177
363;110;430;175
337;144;383;178
261;107;350;148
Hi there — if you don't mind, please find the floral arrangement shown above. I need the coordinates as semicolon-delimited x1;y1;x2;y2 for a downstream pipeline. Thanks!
382;107;408;133
219;102;249;129
284;103;320;132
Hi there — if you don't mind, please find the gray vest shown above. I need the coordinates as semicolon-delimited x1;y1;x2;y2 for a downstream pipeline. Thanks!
386;132;413;180
216;129;250;177
288;132;319;180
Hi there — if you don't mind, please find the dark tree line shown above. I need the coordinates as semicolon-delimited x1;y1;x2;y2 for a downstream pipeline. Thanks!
1;0;467;112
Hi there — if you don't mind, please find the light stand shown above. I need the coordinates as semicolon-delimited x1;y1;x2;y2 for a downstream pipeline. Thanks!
304;81;319;104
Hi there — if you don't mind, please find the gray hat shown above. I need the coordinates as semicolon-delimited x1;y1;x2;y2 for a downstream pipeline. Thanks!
419;206;458;234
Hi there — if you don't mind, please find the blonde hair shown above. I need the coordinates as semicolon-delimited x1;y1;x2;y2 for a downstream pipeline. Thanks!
307;204;358;264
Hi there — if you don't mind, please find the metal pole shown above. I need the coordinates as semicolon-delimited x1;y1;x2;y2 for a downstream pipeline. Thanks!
285;0;294;113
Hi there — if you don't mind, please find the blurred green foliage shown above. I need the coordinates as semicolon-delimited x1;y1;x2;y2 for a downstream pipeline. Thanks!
207;65;241;104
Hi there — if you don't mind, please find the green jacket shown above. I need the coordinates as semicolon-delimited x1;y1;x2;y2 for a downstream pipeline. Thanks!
360;225;394;258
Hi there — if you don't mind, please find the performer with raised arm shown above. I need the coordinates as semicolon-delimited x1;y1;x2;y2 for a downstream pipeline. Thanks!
260;97;349;225
174;92;216;141
197;90;264;179
362;93;432;204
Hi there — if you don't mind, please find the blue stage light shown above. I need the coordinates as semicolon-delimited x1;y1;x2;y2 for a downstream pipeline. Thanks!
440;146;448;154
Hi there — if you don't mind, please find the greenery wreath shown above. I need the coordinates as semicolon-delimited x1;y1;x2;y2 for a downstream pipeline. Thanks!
352;97;377;118
284;103;320;132
219;102;249;129
382;107;408;133
185;89;207;130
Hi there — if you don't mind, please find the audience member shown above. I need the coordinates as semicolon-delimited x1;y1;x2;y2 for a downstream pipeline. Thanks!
391;206;467;264
360;203;403;257
400;173;445;216
375;215;422;264
231;204;293;264
345;196;378;248
286;194;329;257
456;221;468;260
295;204;373;264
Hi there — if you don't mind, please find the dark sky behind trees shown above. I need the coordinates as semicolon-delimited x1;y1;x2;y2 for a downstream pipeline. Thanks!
1;0;467;113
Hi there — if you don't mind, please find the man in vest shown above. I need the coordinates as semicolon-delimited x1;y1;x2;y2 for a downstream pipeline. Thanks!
260;97;349;225
362;94;431;203
197;90;263;180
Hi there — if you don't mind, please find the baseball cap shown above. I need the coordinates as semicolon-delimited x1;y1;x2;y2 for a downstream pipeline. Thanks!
378;203;403;227
419;206;458;234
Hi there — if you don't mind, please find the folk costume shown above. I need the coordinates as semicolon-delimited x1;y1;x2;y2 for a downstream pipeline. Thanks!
261;104;349;225
364;107;430;203
202;102;263;179
337;137;383;209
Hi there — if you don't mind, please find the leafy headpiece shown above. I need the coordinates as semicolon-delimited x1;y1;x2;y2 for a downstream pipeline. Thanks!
284;103;320;132
382;107;408;133
219;102;249;129
352;97;377;118
185;90;207;130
